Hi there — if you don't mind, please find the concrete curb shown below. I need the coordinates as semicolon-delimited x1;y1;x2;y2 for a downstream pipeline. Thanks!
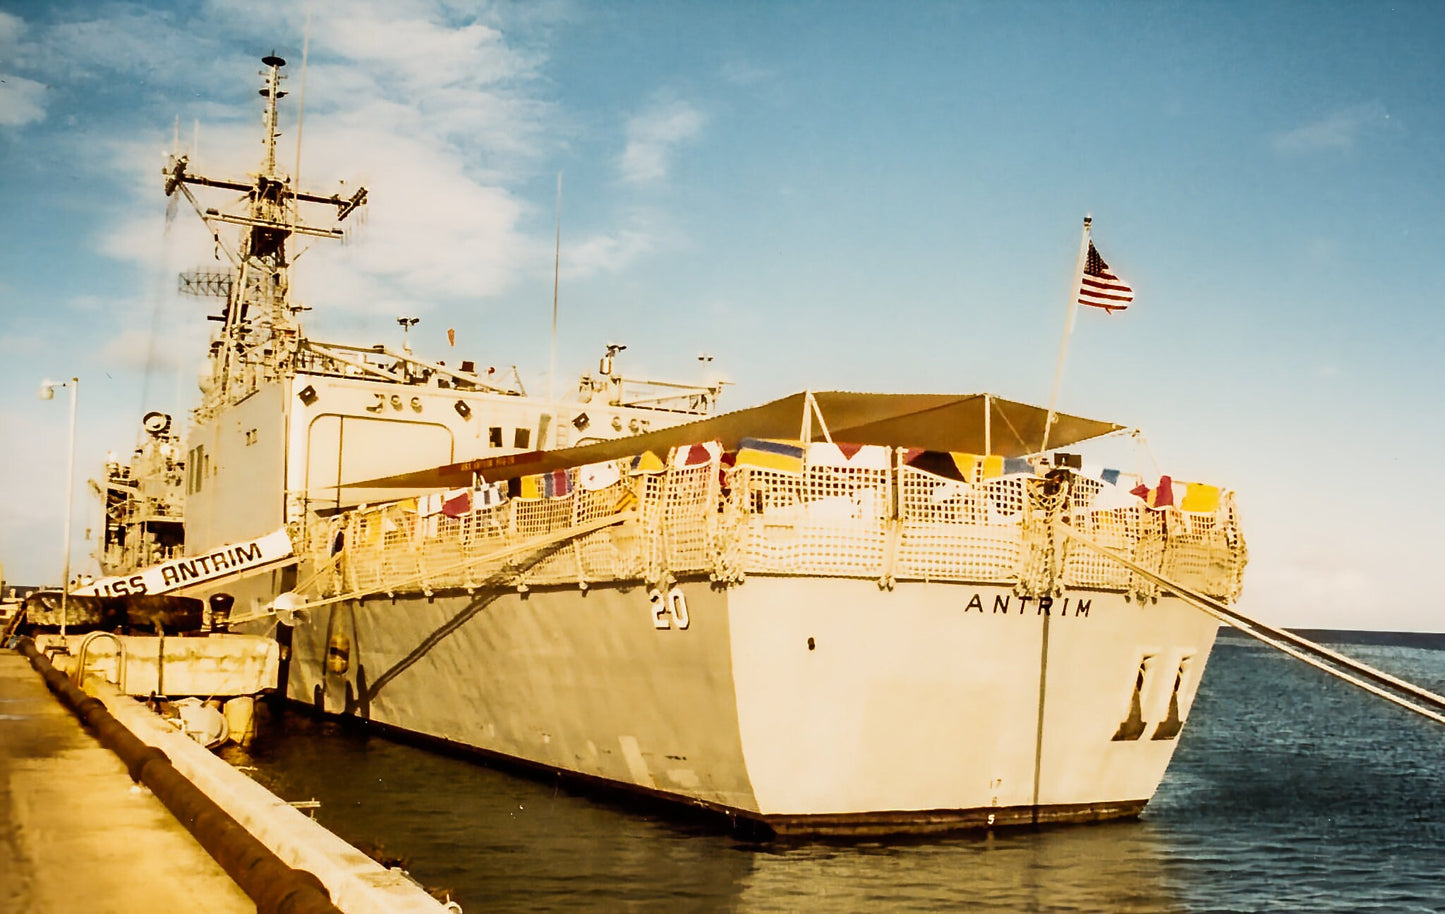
88;678;454;914
15;638;342;914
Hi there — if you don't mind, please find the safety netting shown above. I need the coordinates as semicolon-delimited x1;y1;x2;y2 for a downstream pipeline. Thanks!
299;439;1247;604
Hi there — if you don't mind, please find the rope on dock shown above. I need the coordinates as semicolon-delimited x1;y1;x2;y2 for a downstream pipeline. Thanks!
1057;524;1445;727
14;638;346;914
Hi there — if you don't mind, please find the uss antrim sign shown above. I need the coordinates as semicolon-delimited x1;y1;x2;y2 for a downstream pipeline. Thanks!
75;529;295;597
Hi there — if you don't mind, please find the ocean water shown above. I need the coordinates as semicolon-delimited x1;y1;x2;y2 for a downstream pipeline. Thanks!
230;634;1445;912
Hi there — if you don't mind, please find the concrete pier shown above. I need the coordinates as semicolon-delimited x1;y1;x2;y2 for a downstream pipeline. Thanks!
0;650;254;913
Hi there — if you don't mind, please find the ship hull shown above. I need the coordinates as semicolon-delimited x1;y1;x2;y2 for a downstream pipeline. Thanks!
284;575;1218;836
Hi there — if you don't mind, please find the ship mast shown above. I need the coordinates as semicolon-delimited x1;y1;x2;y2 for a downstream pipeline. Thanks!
163;54;367;419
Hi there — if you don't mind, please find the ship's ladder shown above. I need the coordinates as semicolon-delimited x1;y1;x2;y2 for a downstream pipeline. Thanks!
1058;523;1445;727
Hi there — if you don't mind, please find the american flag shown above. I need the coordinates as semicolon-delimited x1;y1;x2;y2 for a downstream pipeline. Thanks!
1078;241;1134;313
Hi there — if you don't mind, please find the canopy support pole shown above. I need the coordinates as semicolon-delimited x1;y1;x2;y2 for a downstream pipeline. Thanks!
983;393;992;456
800;390;834;447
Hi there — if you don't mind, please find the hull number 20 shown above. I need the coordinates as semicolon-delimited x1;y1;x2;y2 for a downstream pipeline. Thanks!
650;586;690;630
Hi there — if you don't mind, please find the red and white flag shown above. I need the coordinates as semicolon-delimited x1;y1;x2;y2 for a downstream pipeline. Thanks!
1078;241;1134;313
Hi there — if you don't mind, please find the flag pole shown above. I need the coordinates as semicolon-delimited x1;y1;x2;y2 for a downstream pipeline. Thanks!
1039;216;1093;454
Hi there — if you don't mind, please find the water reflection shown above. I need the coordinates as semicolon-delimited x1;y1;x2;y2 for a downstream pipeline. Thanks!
736;822;1181;912
226;638;1445;912
228;707;1188;912
227;713;759;909
1145;637;1445;913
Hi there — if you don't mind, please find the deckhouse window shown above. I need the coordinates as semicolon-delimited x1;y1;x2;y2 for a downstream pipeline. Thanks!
187;445;207;493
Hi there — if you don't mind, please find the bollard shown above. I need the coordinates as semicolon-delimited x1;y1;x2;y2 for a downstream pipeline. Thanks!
209;593;235;632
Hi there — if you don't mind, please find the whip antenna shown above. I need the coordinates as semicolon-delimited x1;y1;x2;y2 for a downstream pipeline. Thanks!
293;8;312;228
548;171;562;403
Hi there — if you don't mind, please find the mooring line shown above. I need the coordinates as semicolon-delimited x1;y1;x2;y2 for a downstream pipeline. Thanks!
1058;524;1445;728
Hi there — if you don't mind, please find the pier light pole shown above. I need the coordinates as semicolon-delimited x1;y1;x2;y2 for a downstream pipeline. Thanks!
39;377;78;646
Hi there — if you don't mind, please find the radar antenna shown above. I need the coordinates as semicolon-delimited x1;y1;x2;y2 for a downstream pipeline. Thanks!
164;54;369;419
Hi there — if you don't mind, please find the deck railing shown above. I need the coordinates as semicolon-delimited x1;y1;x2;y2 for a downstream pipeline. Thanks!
300;444;1247;603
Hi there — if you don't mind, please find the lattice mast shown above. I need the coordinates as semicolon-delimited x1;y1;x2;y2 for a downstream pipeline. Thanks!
164;54;367;419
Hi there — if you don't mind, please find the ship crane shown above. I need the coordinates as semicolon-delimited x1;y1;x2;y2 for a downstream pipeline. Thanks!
163;54;368;418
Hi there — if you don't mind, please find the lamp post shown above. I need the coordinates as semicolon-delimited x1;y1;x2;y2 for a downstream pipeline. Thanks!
39;377;78;646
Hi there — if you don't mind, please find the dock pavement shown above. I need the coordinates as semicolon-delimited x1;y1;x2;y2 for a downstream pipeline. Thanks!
0;649;254;913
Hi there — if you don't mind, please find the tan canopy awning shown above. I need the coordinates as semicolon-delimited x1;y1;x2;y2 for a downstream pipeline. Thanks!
349;391;1125;491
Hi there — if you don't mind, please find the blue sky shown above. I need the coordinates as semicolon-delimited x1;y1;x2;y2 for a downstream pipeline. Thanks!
2;1;1443;630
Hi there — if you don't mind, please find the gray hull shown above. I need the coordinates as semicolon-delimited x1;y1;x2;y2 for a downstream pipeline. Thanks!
285;575;1218;836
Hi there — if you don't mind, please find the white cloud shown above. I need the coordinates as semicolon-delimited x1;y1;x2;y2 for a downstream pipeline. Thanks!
10;0;668;343
619;94;704;184
0;73;47;127
312;8;536;91
292;119;534;304
0;9;21;44
0;1;694;585
564;228;656;280
20;1;573;322
1271;102;1391;155
0;4;734;585
0;11;47;127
